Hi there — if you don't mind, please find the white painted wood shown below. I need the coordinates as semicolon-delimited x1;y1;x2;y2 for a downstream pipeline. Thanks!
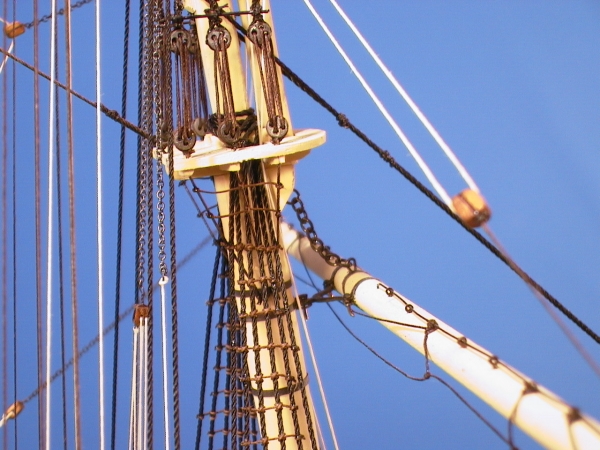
282;222;600;450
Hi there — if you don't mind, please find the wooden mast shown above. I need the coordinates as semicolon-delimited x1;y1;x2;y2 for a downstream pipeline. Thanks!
179;1;325;447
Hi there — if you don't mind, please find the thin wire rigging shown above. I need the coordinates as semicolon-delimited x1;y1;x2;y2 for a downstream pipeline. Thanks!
159;276;171;450
95;0;106;447
45;1;58;448
1;4;8;450
263;161;340;450
326;0;481;194
264;45;600;346
300;0;452;207
32;0;46;445
63;0;83;443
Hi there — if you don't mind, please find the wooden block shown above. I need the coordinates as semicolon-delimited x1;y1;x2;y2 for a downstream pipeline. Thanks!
4;22;25;39
452;189;491;228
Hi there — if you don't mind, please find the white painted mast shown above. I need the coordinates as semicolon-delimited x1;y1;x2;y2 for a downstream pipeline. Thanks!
282;222;600;450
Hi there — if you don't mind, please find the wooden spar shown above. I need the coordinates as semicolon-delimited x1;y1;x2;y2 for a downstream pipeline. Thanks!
282;222;600;450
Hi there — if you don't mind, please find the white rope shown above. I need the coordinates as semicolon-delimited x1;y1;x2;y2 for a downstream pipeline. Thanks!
316;415;329;450
45;2;58;448
259;161;337;447
301;0;452;207
95;0;106;447
278;224;339;450
0;41;14;75
159;276;171;450
140;320;147;450
128;328;139;450
326;0;481;195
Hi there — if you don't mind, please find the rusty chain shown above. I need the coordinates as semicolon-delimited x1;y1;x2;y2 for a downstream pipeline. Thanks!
288;189;356;271
24;0;94;29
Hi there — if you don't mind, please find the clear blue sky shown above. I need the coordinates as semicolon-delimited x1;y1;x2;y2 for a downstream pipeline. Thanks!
4;1;600;449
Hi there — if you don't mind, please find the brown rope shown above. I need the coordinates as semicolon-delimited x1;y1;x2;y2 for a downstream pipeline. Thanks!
63;0;82;446
1;0;8;447
32;0;46;446
0;46;152;141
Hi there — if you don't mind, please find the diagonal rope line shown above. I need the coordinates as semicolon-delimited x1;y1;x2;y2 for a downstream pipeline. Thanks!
225;18;600;346
300;0;452;206
265;49;600;346
326;0;481;194
12;236;211;409
0;46;151;140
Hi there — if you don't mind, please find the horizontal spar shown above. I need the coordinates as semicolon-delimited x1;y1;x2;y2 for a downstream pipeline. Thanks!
281;222;600;450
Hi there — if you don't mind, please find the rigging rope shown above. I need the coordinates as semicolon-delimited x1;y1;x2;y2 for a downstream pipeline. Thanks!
300;0;452;207
110;0;131;447
192;161;319;449
0;46;151;140
128;327;139;450
194;245;221;450
139;0;155;444
481;224;600;378
63;0;83;444
95;0;106;446
165;43;182;449
263;163;339;449
1;4;8;449
326;303;513;447
326;0;481;194
53;23;69;447
45;1;58;448
259;43;600;346
8;8;596;349
159;276;171;450
0;41;14;74
32;0;46;445
285;255;340;450
12;237;210;420
23;0;93;29
315;0;600;375
11;4;18;442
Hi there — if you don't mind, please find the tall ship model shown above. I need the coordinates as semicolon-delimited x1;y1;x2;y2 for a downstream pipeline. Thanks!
0;1;598;449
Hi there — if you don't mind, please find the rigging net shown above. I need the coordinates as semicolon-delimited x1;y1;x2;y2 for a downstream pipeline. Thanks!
192;161;318;450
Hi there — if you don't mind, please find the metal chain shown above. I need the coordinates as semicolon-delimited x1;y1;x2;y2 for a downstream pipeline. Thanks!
24;0;93;29
288;189;356;271
153;3;168;277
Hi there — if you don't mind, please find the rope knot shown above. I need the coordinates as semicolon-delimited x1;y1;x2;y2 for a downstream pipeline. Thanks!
336;113;349;128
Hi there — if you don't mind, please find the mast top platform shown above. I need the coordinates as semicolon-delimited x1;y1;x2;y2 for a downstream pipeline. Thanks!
160;128;325;179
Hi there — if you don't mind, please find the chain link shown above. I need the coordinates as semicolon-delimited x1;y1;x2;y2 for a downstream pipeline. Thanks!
24;0;94;29
288;189;356;271
153;2;168;277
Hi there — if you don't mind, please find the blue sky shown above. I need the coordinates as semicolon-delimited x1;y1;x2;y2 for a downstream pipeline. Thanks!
2;1;600;449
